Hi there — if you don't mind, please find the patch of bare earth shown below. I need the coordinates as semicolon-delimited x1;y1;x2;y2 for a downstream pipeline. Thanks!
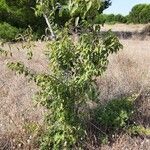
0;39;150;149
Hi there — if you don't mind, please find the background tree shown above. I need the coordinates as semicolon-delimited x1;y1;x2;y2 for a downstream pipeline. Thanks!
0;0;46;38
114;14;127;23
35;0;112;38
139;4;150;23
128;4;150;24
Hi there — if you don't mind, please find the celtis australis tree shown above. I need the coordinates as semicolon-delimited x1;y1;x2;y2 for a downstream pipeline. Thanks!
6;0;123;149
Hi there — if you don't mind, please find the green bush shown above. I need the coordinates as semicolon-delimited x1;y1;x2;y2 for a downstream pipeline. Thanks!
94;14;107;25
106;14;127;24
0;22;21;41
128;125;150;136
114;14;127;23
95;96;135;130
105;14;116;23
5;1;123;149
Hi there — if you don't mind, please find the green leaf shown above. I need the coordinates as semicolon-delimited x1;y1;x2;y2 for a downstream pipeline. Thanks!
86;1;92;12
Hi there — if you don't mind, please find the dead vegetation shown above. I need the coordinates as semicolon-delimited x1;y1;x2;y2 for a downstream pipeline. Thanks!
0;38;150;149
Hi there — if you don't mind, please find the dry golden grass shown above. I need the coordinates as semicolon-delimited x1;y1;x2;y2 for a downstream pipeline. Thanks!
0;38;150;149
98;39;150;102
0;42;48;134
101;23;147;32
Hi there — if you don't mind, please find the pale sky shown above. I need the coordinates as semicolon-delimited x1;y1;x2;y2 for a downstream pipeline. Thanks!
104;0;150;15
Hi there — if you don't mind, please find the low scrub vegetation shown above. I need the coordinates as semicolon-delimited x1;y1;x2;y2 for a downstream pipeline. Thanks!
95;96;135;130
0;22;21;41
95;14;127;24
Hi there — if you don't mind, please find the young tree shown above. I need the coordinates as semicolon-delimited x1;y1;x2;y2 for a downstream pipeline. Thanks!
6;0;123;149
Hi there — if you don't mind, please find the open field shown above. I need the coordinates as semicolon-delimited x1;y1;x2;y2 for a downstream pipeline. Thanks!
0;37;150;149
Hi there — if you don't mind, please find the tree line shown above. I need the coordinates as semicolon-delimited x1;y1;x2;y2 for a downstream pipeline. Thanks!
95;4;150;24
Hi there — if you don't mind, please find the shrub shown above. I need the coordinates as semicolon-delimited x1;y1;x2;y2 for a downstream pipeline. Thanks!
94;14;106;25
102;14;127;24
7;29;122;149
114;14;127;23
0;22;21;41
128;125;150;136
95;96;135;130
105;14;115;23
5;0;123;149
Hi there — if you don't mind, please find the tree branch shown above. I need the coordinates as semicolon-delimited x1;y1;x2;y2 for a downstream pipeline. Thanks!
43;14;56;40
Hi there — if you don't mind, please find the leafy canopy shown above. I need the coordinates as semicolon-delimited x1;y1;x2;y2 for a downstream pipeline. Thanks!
36;0;111;25
129;4;150;23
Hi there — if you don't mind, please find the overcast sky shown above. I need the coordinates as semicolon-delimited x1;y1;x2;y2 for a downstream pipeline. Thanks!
104;0;150;15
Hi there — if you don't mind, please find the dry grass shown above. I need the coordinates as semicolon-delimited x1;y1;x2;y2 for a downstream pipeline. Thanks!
101;23;147;32
0;38;150;149
101;133;150;150
98;39;150;102
0;42;48;134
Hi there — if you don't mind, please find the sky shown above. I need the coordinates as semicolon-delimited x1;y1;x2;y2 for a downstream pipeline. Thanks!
104;0;150;15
